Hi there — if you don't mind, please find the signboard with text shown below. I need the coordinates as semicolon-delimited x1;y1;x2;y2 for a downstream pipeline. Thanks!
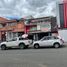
40;23;51;32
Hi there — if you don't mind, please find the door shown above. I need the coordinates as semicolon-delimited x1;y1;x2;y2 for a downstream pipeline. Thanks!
45;37;54;46
1;32;6;41
40;36;53;47
40;37;48;46
7;38;17;47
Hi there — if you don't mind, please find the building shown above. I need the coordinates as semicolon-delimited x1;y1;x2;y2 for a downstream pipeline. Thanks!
57;0;67;28
24;16;57;41
0;17;25;41
56;0;67;42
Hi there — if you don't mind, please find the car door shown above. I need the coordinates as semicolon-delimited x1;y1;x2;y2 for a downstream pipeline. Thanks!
41;36;54;47
7;38;17;47
46;37;54;46
40;37;48;46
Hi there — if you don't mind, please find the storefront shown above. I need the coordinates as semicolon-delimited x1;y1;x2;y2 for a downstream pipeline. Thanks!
25;17;57;41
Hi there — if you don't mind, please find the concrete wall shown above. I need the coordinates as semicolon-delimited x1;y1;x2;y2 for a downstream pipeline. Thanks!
58;29;67;42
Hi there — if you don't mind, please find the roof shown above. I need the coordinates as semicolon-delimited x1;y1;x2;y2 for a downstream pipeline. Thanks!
0;17;17;24
0;17;8;21
0;19;17;24
25;16;56;20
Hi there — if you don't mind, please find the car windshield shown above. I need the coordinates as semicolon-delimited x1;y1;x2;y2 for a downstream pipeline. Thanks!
40;36;50;40
7;38;17;42
19;37;28;40
40;36;59;41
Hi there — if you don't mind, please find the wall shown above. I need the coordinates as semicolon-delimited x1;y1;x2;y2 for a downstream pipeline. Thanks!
57;2;67;28
58;29;67;42
6;32;18;40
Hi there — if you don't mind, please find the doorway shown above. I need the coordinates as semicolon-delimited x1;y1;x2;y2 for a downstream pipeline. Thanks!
1;32;6;42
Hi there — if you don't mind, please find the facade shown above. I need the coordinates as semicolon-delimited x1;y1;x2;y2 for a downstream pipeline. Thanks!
56;1;67;42
24;17;57;40
0;18;25;41
57;1;67;28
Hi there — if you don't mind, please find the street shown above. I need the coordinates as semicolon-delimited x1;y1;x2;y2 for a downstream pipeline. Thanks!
0;46;67;67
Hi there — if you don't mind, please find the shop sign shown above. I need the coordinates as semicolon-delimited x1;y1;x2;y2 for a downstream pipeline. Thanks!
41;23;51;32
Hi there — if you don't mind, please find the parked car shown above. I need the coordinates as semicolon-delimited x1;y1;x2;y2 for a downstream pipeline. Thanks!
0;37;32;50
33;36;64;49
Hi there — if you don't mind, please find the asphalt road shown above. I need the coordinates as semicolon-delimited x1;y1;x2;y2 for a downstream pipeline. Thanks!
0;46;67;67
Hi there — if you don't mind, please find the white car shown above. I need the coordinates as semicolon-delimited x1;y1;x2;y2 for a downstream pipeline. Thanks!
33;36;64;49
0;37;32;50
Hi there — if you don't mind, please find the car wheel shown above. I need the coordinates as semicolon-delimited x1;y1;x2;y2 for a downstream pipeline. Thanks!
34;44;39;49
54;43;60;48
1;45;6;50
19;43;25;49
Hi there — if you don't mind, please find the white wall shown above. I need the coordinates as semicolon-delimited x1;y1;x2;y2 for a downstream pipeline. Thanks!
58;29;67;42
56;2;60;28
6;32;18;40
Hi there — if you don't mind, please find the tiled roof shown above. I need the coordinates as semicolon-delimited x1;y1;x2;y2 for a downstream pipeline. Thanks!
0;17;17;24
0;17;8;21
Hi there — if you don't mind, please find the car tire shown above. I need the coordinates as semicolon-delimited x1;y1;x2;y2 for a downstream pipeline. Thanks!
54;43;60;48
1;45;6;50
19;43;25;49
34;44;39;49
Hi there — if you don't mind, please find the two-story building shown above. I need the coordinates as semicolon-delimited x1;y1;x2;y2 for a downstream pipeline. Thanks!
0;17;25;42
24;16;57;41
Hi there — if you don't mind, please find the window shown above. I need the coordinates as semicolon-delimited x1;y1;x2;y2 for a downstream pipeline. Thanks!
8;23;16;26
0;24;3;28
41;37;47;41
12;38;17;41
19;38;23;40
46;36;59;40
43;37;47;40
41;36;52;41
46;37;52;40
9;32;12;39
13;33;17;38
19;38;28;40
8;38;17;42
53;36;59;39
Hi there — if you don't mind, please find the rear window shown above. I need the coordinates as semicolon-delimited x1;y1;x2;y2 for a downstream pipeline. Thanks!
41;36;52;40
19;38;24;40
53;37;59;39
51;36;59;39
19;38;28;40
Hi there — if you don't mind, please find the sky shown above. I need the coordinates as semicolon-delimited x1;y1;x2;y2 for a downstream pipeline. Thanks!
0;0;62;19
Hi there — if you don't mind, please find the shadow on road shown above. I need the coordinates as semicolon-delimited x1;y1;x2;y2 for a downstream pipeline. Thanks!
3;45;66;50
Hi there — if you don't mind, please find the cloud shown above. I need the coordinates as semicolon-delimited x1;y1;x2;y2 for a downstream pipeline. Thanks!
0;0;63;18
